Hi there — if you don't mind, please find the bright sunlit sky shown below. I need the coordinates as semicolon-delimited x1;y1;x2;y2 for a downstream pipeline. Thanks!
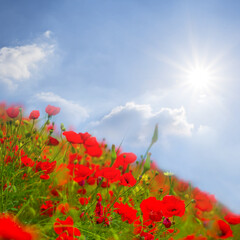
1;0;240;213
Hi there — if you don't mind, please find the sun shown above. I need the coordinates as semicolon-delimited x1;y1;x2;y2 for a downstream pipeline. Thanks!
186;66;212;91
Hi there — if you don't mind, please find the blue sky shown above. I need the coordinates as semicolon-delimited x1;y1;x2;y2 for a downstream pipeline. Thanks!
1;0;240;213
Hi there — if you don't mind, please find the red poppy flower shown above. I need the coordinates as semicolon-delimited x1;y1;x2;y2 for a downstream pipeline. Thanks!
40;200;55;217
114;202;138;224
95;201;103;217
29;110;40;120
224;212;240;225
161;195;185;218
56;203;69;215
0;214;35;240
63;131;83;144
41;160;57;174
79;197;89;206
84;136;102;157
119;172;137;187
47;136;59;146
140;197;163;222
113;152;137;172
21;156;35;168
54;216;81;237
79;132;91;143
96;167;121;182
68;164;93;183
85;145;102;158
6;107;19;118
87;177;95;185
193;188;216;212
40;174;50;180
208;220;233;239
45;105;60;116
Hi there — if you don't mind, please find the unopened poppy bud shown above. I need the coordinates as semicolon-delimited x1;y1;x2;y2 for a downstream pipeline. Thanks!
142;152;151;175
60;123;66;131
191;199;196;203
97;177;102;185
49;128;54;135
151;124;158;145
163;217;172;228
78;180;85;186
155;171;159;176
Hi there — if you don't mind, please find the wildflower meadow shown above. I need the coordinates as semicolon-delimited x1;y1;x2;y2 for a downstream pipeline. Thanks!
0;103;240;240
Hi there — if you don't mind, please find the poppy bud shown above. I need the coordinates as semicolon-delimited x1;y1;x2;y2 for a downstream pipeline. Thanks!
142;152;151;175
151;124;158;145
163;217;172;228
60;123;66;131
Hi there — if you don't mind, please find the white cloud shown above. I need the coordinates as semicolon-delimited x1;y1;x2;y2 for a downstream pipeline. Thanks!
0;41;54;89
35;92;89;125
43;30;52;38
89;102;194;148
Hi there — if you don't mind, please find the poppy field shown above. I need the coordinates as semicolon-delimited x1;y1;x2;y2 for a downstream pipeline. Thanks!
0;103;240;240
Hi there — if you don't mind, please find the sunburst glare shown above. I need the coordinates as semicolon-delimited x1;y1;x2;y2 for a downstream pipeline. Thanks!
185;65;213;92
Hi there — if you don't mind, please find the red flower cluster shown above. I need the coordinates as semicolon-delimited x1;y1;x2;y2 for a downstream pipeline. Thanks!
96;167;121;183
36;160;57;180
68;164;93;184
54;216;81;240
63;131;103;157
140;195;185;222
113;152;137;173
114;202;138;224
119;172;137;187
40;200;56;217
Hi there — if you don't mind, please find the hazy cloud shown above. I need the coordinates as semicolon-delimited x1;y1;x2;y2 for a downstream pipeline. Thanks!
89;102;194;147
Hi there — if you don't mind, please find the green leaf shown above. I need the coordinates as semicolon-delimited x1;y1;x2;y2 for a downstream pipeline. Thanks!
151;124;158;145
110;144;117;167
